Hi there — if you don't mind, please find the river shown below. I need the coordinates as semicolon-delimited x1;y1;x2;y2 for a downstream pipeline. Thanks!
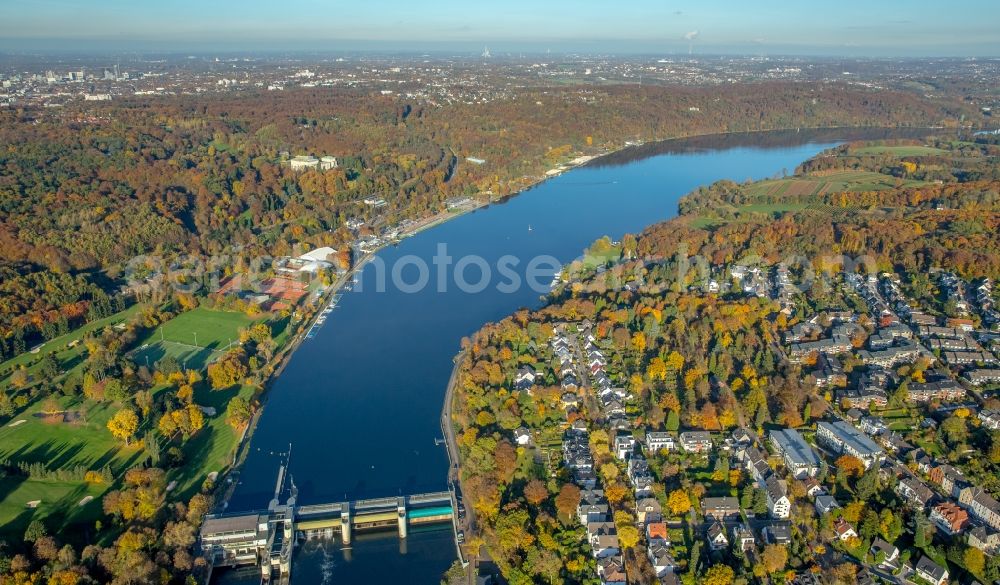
218;127;931;584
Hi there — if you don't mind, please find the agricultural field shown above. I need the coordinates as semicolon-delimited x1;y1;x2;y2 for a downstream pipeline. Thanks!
743;170;923;200
131;307;260;371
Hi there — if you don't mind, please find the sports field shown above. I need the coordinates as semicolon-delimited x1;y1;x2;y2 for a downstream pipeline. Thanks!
131;307;258;370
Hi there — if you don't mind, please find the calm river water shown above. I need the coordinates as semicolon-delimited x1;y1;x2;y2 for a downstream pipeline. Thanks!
218;128;930;584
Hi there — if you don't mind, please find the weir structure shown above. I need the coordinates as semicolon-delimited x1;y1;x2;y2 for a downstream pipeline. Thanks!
199;457;457;584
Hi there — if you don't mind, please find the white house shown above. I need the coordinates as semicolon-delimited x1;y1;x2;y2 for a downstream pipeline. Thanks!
645;432;677;453
915;556;949;585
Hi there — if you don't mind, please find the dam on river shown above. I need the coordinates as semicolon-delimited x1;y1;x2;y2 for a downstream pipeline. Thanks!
199;459;456;584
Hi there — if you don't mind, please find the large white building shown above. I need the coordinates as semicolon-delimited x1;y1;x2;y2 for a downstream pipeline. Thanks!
289;155;319;171
816;420;885;468
769;429;821;479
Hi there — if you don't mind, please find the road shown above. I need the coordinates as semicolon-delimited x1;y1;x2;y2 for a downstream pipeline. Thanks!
440;348;481;582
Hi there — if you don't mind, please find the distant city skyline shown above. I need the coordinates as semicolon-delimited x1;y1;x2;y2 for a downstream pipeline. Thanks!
0;0;997;57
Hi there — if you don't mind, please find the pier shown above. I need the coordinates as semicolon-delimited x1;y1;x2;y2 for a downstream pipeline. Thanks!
199;461;456;583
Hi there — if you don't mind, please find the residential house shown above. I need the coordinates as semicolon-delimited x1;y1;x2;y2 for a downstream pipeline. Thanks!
978;409;1000;431
896;477;935;509
930;465;970;498
646;432;677;453
587;522;620;559
627;458;652;484
646;522;669;544
702;497;741;523
958;487;1000;532
680;431;713;453
731;523;756;552
804;478;826;497
859;416;888;436
763;522;792;545
578;501;611;525
731;427;755;446
915;556;949;585
869;538;899;564
929;502;969;535
597;556;627;585
614;433;636;460
739;446;772;483
815;495;840;515
814;354;847;387
764;475;791;519
967;525;1000;554
647;541;676;578
513;427;531;446
633;475;655;499
636;498;663;524
514;366;536;391
834;518;858;541
707;521;729;550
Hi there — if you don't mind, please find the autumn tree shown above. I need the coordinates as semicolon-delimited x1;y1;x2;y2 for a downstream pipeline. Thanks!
523;479;548;506
835;455;865;480
665;489;691;516
702;564;735;585
762;544;788;573
226;396;253;429
554;483;581;520
207;348;248;389
107;409;139;445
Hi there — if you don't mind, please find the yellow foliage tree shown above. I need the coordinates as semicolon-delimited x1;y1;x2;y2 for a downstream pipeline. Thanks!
107;409;139;445
667;489;692;516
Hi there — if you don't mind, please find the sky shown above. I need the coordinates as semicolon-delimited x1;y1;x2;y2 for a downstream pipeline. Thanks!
0;0;997;56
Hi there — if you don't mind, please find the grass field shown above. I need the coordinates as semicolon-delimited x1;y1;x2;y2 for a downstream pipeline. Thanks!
131;307;259;370
851;145;946;157
0;394;147;535
0;477;106;539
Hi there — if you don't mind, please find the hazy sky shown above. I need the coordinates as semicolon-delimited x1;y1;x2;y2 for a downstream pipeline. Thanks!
0;0;997;56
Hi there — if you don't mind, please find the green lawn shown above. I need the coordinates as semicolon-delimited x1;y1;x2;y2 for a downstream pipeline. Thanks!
0;476;106;540
0;396;143;473
851;145;946;157
131;308;259;370
0;394;147;536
